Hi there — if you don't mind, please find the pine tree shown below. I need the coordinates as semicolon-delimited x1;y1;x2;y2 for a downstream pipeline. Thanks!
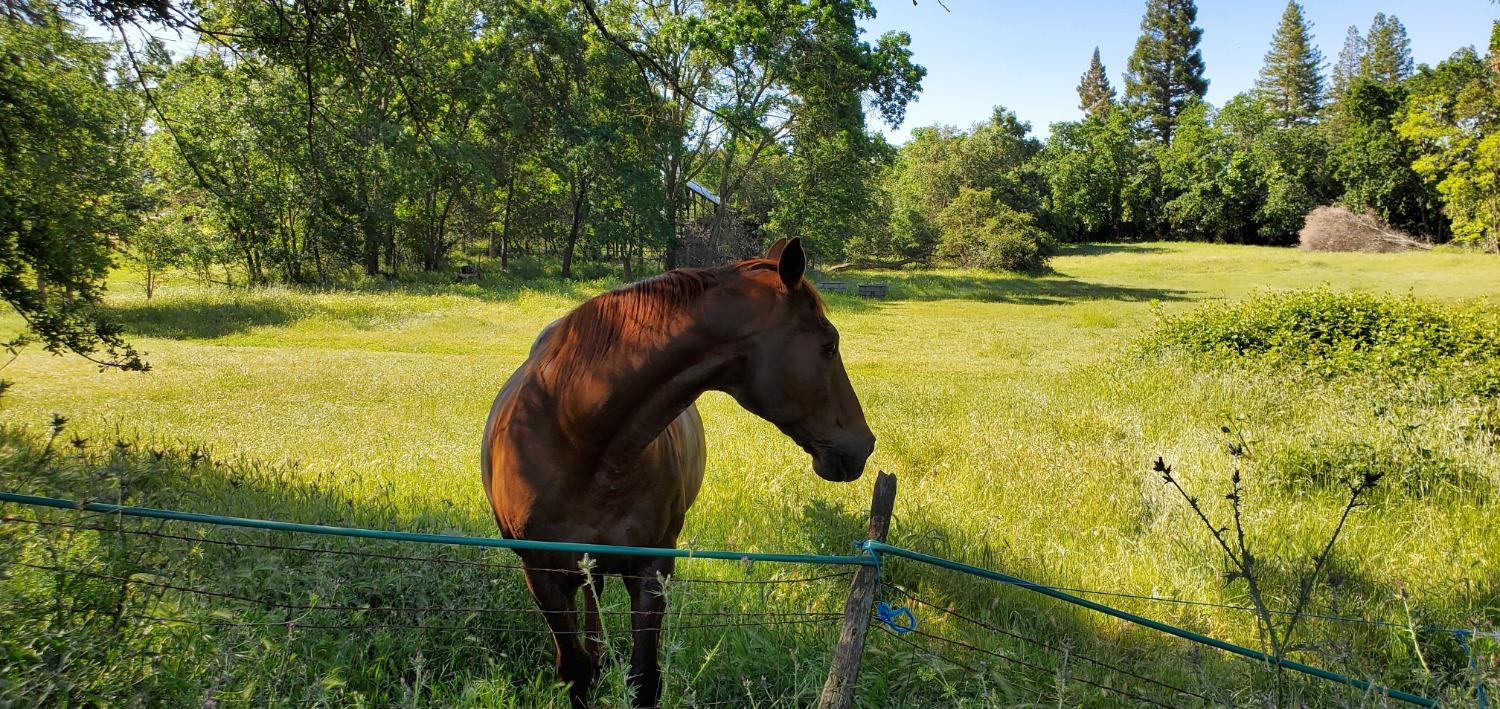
1491;19;1500;74
1124;0;1209;144
1330;24;1365;100
1077;47;1116;119
1362;13;1413;85
1256;1;1323;125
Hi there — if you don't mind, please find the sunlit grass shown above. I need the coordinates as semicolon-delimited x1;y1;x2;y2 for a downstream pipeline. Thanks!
2;243;1497;706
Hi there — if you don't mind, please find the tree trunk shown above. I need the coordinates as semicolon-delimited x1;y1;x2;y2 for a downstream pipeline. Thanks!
561;172;591;280
362;207;381;277
498;172;515;267
384;223;397;276
663;154;681;270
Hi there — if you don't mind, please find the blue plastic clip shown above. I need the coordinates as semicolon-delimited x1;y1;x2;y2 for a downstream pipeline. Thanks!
875;601;917;634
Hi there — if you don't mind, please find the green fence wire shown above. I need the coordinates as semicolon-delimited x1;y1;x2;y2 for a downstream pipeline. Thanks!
1;490;1456;707
0;491;874;567
864;540;1439;707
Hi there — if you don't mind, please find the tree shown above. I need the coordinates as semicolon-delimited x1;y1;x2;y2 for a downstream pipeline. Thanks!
878;106;1044;261
759;1;923;260
1158;100;1262;242
1327;79;1443;237
1216;92;1335;243
1256;1;1323;126
960;108;1045;214
1398;43;1500;251
0;8;146;370
1362;13;1413;86
1041;108;1157;241
934;187;1054;271
1077;47;1116;119
1124;0;1208;144
1330;25;1365;101
595;0;923;267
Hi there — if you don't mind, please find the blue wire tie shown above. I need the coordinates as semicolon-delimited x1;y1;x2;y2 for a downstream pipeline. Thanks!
1457;630;1491;709
875;601;917;634
854;540;917;634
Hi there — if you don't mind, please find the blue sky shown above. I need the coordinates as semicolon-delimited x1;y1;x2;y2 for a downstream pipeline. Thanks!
864;0;1498;143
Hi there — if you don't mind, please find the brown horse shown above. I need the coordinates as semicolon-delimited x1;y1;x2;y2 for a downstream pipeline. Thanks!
481;237;875;708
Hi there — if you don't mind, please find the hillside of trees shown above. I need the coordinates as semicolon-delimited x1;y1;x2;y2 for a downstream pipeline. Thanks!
2;0;1499;368
858;3;1500;272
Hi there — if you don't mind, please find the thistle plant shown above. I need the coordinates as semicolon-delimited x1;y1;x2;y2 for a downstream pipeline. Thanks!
1155;422;1382;661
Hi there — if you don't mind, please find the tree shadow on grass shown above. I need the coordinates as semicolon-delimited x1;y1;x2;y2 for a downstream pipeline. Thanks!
812;270;1193;307
0;423;580;705
358;269;609;304
345;255;620;304
792;494;1237;705
103;296;301;339
1057;243;1173;257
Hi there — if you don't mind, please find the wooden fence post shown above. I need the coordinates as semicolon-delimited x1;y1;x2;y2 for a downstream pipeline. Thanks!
818;471;897;709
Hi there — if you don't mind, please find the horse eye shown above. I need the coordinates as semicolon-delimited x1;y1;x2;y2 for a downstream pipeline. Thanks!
821;342;838;357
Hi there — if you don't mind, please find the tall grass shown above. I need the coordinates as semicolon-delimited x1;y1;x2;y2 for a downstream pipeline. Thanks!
1;243;1497;706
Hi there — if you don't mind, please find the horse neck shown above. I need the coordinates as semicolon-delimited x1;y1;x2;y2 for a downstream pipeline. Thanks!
540;273;740;475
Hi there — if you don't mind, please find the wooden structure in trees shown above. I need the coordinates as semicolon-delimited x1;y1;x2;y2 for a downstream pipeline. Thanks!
677;181;760;267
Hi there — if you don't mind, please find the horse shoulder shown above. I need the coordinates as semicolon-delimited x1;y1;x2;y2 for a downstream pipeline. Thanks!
481;319;562;491
672;402;707;508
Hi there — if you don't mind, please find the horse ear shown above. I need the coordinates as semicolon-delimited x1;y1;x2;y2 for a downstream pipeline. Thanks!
778;237;806;292
765;237;789;261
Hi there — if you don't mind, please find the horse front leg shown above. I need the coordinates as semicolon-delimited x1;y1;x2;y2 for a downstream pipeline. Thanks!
622;558;672;708
523;565;597;709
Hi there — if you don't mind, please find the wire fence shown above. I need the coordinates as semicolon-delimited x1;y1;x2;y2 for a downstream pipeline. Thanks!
1;491;1490;708
885;581;1217;706
867;540;1481;707
0;505;854;707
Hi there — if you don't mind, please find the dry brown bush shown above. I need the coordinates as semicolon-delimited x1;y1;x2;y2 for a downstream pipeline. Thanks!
1298;205;1431;253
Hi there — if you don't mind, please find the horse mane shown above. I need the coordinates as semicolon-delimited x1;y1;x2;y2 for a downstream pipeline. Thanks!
539;258;820;372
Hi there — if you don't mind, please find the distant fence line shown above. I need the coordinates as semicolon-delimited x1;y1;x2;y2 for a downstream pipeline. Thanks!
0;487;1480;708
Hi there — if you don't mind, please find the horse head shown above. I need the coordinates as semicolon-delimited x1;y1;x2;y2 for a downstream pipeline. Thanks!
718;237;876;483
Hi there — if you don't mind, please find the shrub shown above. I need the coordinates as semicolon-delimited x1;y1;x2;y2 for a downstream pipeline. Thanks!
1298;205;1430;253
935;187;1055;271
1149;288;1500;378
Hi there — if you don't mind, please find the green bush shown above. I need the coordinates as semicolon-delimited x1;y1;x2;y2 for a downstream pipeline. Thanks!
935;187;1056;271
1150;288;1500;378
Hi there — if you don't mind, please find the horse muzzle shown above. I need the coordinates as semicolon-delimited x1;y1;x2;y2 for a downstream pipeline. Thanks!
812;434;875;483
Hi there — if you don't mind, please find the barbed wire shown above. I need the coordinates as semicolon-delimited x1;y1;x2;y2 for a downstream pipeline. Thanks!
887;582;1217;705
9;561;844;623
873;544;1457;634
888;625;1179;708
877;621;1055;701
127;612;839;635
0;515;856;586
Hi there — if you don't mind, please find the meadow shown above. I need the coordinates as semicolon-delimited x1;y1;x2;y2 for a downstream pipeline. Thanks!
1;242;1497;707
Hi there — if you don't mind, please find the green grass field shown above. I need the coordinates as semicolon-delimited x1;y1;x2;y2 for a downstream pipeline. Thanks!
2;242;1497;707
